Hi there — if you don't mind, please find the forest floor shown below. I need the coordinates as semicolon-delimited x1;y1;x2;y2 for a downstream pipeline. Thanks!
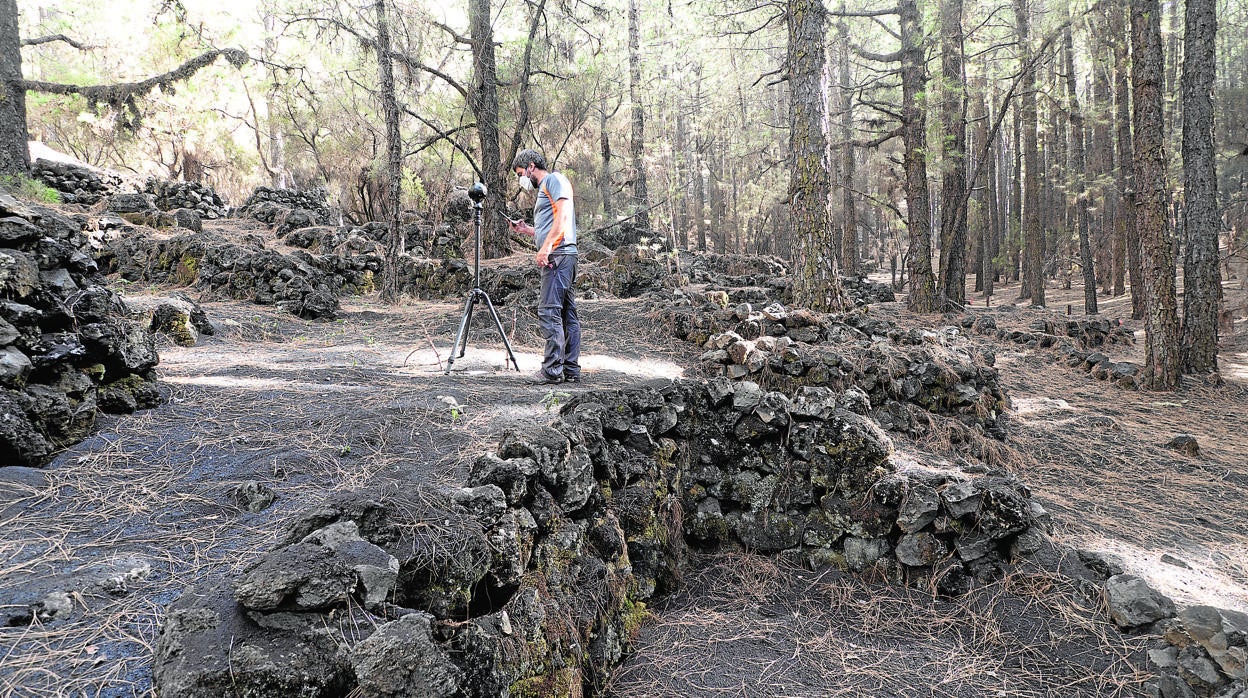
1;256;1246;697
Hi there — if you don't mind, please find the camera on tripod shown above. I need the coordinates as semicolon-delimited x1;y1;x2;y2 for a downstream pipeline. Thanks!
443;182;520;374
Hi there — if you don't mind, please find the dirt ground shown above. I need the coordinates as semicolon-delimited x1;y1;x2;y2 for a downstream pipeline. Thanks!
1;268;1245;697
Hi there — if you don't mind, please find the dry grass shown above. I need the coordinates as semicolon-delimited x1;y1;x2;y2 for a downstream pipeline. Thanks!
605;552;1151;698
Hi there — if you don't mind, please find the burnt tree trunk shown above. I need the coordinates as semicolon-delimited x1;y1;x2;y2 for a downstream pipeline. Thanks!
1065;21;1097;314
628;0;650;230
599;108;615;223
469;0;509;258
838;20;860;276
0;0;28;176
937;0;968;310
1113;3;1144;318
1131;0;1180;389
1014;0;1044;306
375;0;404;303
787;0;846;311
900;0;937;312
1180;0;1220;373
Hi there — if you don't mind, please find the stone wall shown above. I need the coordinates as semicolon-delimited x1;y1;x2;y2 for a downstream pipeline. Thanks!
143;179;227;219
153;377;1045;697
667;301;1009;440
29;159;121;205
0;193;161;467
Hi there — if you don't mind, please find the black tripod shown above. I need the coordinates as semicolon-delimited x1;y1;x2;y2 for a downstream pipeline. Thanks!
445;183;520;374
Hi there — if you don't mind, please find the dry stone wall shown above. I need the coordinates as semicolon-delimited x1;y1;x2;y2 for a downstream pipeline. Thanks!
0;193;161;467
29;159;121;205
666;300;1009;440
153;378;1046;697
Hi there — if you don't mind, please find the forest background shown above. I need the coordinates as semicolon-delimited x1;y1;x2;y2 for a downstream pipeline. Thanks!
6;0;1248;382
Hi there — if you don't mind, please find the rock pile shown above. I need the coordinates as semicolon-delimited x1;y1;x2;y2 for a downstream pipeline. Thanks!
970;314;1142;389
153;378;1045;697
104;232;343;319
237;186;335;226
29;159;121;205
1098;573;1248;697
0;193;161;467
841;274;897;305
668;301;1009;438
143;178;227;219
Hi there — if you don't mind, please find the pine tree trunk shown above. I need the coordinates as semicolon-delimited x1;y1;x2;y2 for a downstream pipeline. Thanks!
1131;0;1180;390
937;0;968;310
468;0;509;258
1014;0;1044;307
1065;22;1097;314
1112;4;1144;318
0;0;29;177
900;0;937;312
787;0;846;312
375;0;404;303
838;22;859;276
1179;0;1220;374
599;109;614;223
628;0;650;230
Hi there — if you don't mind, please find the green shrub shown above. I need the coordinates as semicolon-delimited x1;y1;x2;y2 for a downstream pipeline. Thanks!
0;174;62;204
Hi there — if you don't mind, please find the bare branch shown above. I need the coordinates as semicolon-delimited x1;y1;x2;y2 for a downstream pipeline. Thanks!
21;34;93;50
17;48;248;115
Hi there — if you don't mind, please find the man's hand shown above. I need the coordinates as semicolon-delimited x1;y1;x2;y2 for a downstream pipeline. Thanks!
535;249;551;267
509;219;535;237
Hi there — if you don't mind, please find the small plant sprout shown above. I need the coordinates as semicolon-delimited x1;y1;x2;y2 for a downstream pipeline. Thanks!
436;395;462;422
540;390;571;412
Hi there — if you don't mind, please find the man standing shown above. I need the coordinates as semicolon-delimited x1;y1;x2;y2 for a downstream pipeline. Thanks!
510;149;581;384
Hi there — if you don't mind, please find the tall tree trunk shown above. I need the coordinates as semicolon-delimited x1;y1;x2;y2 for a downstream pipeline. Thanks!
900;0;937;312
628;0;650;230
1014;0;1044;306
787;0;846;311
262;13;288;188
599;109;614;223
672;98;687;247
1090;57;1121;296
468;0;509;258
984;103;1001;299
375;0;404;303
838;19;859;276
1010;101;1022;283
937;0;968;310
1131;0;1180;390
1180;0;1220;373
1065;21;1097;313
1113;3;1144;318
0;0;29;176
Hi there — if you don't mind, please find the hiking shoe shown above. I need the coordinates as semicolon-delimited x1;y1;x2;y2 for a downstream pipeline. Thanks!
526;370;564;385
563;374;581;383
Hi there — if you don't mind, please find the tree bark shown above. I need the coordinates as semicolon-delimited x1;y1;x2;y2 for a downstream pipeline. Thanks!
900;0;937;312
838;19;859;276
468;0;509;258
599;108;614;223
787;0;846;312
937;0;968;310
1064;21;1097;314
0;0;27;176
1112;4;1144;318
375;0;404;303
1131;0;1180;389
1014;0;1044;306
628;0;650;230
1179;0;1220;374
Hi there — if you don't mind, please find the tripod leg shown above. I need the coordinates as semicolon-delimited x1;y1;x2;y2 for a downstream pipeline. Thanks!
445;293;476;374
459;292;479;358
481;292;521;371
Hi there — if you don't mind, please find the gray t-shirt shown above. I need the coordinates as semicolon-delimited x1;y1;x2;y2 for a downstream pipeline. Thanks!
534;172;577;254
